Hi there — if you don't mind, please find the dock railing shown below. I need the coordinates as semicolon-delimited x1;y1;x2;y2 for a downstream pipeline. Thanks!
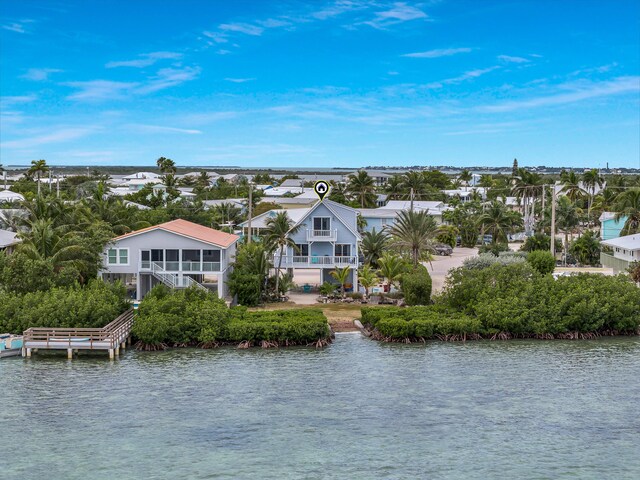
22;309;135;359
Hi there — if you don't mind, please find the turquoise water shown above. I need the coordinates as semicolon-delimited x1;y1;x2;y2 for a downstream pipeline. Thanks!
1;334;639;479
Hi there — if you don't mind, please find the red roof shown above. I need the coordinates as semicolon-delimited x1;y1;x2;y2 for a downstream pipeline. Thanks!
115;219;239;248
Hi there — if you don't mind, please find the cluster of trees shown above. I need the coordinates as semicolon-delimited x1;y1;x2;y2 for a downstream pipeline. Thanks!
133;285;330;348
361;261;640;342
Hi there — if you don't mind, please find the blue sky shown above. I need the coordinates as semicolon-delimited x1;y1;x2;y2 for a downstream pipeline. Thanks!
1;0;639;168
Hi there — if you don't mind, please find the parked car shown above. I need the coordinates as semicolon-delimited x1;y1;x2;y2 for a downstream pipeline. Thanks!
434;244;453;256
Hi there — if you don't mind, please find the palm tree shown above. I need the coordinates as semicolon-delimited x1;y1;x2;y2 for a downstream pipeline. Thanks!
477;201;522;244
613;188;640;235
358;264;378;299
388;210;437;266
377;252;407;291
477;174;494;188
582;168;604;224
27;159;49;196
400;171;426;200
330;266;351;299
512;167;544;235
210;203;243;231
156;157;177;174
360;228;389;267
458;169;473;191
264;212;301;294
347;170;376;208
560;170;586;203
554;195;581;248
195;171;211;189
385;175;403;200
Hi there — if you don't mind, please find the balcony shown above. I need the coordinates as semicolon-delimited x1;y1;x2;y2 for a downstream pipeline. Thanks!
140;261;221;272
274;255;357;268
307;229;337;242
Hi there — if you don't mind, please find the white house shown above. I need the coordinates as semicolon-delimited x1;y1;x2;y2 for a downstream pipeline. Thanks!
601;233;640;273
100;219;239;299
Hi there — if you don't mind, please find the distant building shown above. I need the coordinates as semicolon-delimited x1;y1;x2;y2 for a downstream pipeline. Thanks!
599;212;628;241
0;229;20;254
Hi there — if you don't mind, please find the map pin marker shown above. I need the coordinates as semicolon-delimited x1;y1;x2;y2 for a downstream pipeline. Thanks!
314;180;330;201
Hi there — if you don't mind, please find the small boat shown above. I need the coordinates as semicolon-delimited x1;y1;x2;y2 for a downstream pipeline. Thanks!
0;334;23;358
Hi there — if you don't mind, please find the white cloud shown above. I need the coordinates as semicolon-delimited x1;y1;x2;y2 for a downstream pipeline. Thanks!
203;31;228;43
1;126;98;149
224;77;255;83
0;95;37;106
106;51;182;68
21;68;63;81
365;2;428;29
478;76;640;113
136;66;201;94
2;20;34;34
257;18;291;28
424;66;501;89
219;22;264;36
403;47;472;58
498;55;530;64
311;1;367;20
126;124;202;135
64;80;138;101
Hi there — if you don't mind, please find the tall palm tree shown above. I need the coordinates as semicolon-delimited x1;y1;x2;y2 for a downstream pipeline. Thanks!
264;212;302;294
512;167;544;235
377;252;407;291
477;174;494;188
358;264;378;299
156;157;177;174
211;204;243;231
388;210;437;266
330;266;351;299
613;188;640;235
360;228;389;267
477;201;522;244
458;169;473;191
347;170;377;208
385;175;404;200
554;196;581;247
28;159;49;196
582;168;604;224
400;171;427;200
560;170;586;203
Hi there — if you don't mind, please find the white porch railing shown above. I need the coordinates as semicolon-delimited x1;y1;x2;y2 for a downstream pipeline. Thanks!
150;262;207;291
274;255;357;268
307;229;338;241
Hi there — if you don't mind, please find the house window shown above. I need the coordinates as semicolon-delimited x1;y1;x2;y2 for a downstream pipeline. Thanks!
294;243;309;256
107;248;128;265
335;244;351;257
313;217;331;232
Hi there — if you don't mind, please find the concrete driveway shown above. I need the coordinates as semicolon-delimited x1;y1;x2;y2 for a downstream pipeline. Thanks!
426;247;478;292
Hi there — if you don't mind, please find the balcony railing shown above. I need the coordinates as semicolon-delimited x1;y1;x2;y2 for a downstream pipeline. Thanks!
307;229;338;241
274;255;357;267
140;261;221;272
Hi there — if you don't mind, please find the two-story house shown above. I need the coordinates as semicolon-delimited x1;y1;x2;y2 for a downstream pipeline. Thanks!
100;219;239;299
240;200;361;289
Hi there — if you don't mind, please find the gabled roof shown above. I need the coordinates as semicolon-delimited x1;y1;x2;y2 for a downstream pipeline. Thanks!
601;233;640;250
114;219;239;248
291;199;361;240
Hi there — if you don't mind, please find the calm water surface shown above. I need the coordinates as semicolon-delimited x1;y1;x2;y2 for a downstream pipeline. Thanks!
1;334;639;479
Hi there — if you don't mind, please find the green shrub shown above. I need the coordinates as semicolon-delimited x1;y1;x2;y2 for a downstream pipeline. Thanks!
526;250;556;275
478;243;510;256
227;272;263;306
0;280;129;334
400;265;432;306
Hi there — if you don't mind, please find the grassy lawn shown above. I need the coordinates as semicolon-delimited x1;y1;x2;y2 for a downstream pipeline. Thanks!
248;302;375;331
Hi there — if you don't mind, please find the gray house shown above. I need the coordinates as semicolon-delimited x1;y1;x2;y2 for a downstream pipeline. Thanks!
100;219;239;299
240;200;361;289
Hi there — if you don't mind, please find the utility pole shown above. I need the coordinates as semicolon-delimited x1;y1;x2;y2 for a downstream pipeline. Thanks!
550;184;557;258
56;175;60;198
410;188;414;212
247;183;253;244
49;170;53;192
541;184;545;224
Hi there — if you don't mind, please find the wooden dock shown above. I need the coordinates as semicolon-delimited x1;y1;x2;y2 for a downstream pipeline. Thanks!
22;309;134;360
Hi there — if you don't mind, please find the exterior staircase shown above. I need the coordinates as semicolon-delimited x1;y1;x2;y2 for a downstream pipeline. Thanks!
150;262;208;292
